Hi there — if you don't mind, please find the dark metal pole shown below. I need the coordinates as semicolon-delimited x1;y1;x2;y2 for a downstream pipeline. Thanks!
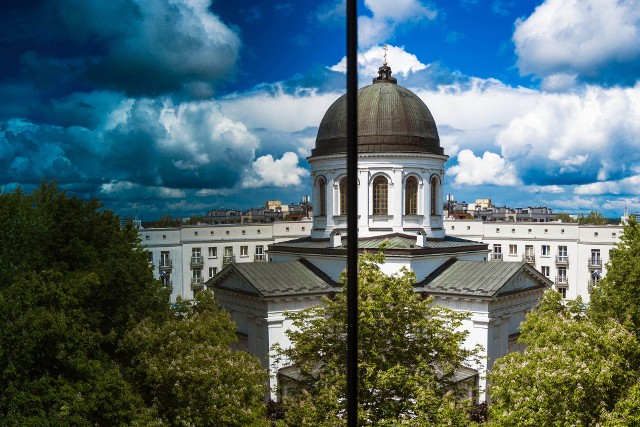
346;0;358;425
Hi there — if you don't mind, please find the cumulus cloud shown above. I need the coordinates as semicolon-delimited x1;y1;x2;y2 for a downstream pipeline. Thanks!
575;175;640;195
514;0;640;88
3;0;240;98
330;44;428;78
447;149;521;186
242;152;308;188
359;0;437;47
527;185;565;194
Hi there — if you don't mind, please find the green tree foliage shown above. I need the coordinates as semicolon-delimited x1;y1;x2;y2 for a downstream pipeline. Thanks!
121;291;268;426
275;252;479;426
489;291;640;426
589;215;640;334
554;213;577;223
578;210;609;224
0;183;267;425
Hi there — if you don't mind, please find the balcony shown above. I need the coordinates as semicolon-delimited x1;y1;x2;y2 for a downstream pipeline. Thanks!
223;255;235;266
522;254;535;264
191;256;204;268
254;254;266;262
191;277;204;288
588;279;599;293
587;258;602;269
555;255;569;265
489;253;503;261
555;276;568;285
159;259;173;271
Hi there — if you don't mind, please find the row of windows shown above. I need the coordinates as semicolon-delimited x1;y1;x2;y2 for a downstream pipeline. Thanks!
316;175;440;216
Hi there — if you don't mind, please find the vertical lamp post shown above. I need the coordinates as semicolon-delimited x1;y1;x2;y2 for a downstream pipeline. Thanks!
346;0;358;425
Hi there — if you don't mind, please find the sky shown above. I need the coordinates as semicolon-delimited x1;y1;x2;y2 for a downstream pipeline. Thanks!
1;0;639;220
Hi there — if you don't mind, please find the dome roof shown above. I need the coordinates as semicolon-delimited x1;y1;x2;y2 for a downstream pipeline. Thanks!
312;65;442;157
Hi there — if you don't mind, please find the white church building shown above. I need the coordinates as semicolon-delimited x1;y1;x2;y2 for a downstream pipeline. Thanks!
209;64;551;400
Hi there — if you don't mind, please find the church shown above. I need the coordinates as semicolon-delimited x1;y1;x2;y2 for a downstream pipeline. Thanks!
208;63;551;400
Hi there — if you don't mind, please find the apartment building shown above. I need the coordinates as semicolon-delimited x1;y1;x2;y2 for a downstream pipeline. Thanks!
141;220;312;301
444;219;622;302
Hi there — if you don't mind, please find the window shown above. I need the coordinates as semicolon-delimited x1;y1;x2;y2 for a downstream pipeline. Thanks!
561;229;565;234
208;247;217;258
541;266;550;277
496;227;500;233
594;232;599;237
405;176;418;215
451;226;455;230
210;230;214;235
318;177;327;216
145;235;149;239
557;287;567;299
223;246;234;264
339;177;348;215
209;267;217;277
467;226;470;230
511;228;515;234
492;244;502;260
160;251;171;268
302;226;305;231
226;230;230;235
240;246;248;257
430;175;439;215
192;269;202;284
558;245;568;261
286;227;289;232
257;229;261;234
373;176;388;215
194;231;198;236
544;229;548;234
147;252;153;263
160;271;171;287
524;245;535;262
242;230;246;235
590;249;601;266
509;244;517;256
162;235;166;240
541;245;550;256
255;245;265;261
528;229;532;234
557;266;567;280
612;232;616;238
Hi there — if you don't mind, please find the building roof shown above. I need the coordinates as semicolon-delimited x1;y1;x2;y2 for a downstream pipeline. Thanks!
209;258;338;298
269;233;488;256
418;259;550;298
311;65;442;157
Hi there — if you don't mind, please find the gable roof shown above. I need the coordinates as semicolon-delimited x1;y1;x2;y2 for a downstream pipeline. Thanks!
209;258;338;298
417;260;550;298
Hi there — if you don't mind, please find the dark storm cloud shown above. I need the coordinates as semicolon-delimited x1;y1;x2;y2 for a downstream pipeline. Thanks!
1;0;241;102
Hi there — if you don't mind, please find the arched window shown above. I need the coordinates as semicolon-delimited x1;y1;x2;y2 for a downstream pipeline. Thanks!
373;176;388;215
318;177;326;216
405;176;418;215
430;175;439;216
339;177;348;215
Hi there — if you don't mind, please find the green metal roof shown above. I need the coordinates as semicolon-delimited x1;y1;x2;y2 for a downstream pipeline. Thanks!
419;260;549;298
210;259;338;298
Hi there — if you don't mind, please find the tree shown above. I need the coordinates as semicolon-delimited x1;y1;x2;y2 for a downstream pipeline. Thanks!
120;291;268;427
554;213;577;223
274;252;479;426
488;291;640;426
578;210;609;224
0;183;266;425
589;215;640;335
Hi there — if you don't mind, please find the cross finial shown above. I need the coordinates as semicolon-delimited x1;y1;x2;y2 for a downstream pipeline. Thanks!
382;44;388;66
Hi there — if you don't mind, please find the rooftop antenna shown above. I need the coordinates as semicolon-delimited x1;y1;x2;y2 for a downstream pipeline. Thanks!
382;44;388;66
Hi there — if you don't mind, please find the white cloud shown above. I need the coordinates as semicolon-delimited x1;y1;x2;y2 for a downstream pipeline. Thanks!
548;195;599;210
447;149;521;186
514;0;640;86
330;44;428;78
528;185;565;194
575;175;640;195
242;152;308;188
359;0;437;47
220;87;340;133
100;181;185;200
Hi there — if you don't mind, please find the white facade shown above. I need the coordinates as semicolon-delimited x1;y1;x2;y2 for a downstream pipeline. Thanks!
444;219;622;302
141;221;312;301
309;152;446;240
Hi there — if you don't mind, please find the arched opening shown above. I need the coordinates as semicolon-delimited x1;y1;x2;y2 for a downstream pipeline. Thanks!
318;177;326;216
430;175;439;216
339;177;348;215
373;176;388;215
405;176;418;215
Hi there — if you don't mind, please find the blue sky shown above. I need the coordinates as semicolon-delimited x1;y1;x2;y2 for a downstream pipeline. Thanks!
1;0;639;219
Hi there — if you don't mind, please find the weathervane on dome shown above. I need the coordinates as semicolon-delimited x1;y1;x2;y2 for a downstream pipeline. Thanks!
382;44;388;66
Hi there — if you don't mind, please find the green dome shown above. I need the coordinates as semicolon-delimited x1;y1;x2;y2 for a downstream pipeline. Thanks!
312;66;441;157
